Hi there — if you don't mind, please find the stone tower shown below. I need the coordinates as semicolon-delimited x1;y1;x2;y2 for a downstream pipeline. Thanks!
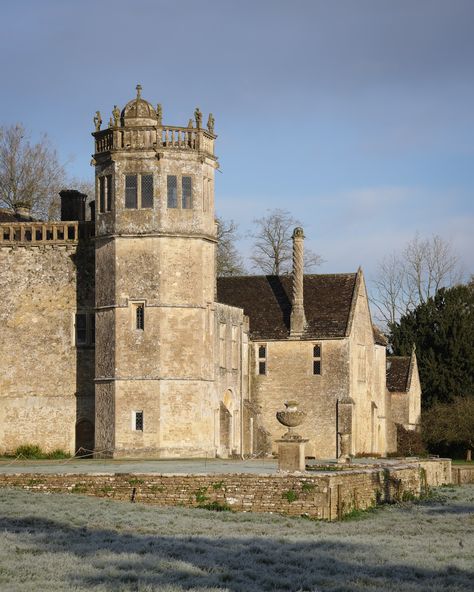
92;86;219;457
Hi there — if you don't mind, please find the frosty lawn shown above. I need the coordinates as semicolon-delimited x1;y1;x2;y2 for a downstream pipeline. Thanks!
0;486;473;592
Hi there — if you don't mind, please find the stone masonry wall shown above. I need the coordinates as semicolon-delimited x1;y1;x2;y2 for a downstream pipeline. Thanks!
0;459;451;520
0;240;95;454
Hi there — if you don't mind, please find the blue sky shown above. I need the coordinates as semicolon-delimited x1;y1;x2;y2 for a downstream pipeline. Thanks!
1;0;473;281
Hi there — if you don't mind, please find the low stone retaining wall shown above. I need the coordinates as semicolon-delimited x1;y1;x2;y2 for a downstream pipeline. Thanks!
0;459;451;520
452;466;474;485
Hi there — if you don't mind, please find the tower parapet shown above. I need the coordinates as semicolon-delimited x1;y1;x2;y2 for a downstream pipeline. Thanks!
92;85;217;159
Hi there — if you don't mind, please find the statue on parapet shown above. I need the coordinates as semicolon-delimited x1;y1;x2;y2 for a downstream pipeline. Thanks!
156;103;163;125
112;105;120;126
93;111;102;131
194;107;202;129
207;113;215;134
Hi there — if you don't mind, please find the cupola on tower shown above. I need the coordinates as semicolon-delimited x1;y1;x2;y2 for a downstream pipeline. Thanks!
92;85;219;458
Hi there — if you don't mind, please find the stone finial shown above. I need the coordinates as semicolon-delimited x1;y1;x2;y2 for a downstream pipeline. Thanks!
207;113;215;134
194;107;202;129
108;117;114;128
112;105;120;126
136;84;142;98
156;103;163;125
290;227;307;338
93;111;102;131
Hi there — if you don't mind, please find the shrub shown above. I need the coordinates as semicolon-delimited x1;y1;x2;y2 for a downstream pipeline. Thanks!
14;444;43;459
12;444;71;459
199;501;232;512
282;490;298;503
396;424;426;457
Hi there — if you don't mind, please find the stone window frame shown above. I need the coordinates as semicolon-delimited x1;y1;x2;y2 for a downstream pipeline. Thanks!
231;325;239;370
219;323;226;369
98;174;114;213
312;343;322;375
202;177;213;212
130;300;146;332
74;311;95;348
257;343;267;375
357;344;367;382
167;174;193;210
124;173;154;210
132;410;144;432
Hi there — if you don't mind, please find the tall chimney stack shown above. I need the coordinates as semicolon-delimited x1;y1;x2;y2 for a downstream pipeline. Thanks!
290;227;306;338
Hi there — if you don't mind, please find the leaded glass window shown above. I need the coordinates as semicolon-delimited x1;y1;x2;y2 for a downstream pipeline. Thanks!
99;177;106;213
141;174;153;208
125;174;138;209
167;175;178;208
182;176;192;209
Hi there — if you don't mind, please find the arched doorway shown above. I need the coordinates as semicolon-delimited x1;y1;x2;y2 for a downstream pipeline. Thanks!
75;419;94;457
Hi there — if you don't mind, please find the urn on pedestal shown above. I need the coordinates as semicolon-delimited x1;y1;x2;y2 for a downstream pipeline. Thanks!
275;401;308;472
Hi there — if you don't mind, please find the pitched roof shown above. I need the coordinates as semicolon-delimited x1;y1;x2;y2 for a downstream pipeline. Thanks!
217;273;358;340
386;356;411;392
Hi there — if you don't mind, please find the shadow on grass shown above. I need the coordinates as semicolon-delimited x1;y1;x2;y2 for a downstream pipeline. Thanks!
0;514;473;591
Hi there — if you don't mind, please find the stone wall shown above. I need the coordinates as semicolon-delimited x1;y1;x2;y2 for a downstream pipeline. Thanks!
0;459;451;520
348;273;388;456
0;238;95;455
251;339;350;459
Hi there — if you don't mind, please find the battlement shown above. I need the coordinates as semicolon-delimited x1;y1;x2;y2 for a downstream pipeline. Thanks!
93;125;216;157
0;221;94;246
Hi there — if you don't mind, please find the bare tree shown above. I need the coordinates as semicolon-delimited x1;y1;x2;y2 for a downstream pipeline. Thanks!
216;216;245;276
371;233;463;327
0;124;66;220
250;208;323;275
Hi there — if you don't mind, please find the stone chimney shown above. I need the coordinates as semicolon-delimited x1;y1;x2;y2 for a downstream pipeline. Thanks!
13;203;33;221
290;227;307;338
60;189;87;222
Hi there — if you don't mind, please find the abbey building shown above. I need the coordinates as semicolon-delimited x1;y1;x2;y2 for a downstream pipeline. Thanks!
0;87;421;459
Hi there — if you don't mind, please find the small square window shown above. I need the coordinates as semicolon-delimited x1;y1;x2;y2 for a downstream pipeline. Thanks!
134;411;144;431
257;344;267;375
135;304;145;330
75;314;87;345
313;343;322;375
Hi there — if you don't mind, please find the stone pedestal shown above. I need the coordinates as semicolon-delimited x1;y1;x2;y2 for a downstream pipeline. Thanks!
337;433;351;464
276;438;308;472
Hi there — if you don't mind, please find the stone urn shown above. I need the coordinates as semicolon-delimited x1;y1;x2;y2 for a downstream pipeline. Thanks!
276;400;306;441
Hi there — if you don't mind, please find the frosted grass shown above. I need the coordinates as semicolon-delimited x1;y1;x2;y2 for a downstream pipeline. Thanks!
0;485;473;591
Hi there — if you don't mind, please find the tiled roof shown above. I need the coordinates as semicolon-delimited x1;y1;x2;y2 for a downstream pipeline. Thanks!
217;273;358;340
386;356;411;392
